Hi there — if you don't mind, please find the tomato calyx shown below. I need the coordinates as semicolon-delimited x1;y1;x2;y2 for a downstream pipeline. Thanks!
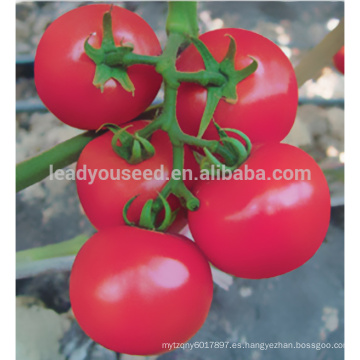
219;36;258;102
194;121;252;173
84;10;136;93
98;123;155;164
123;193;178;231
190;35;258;138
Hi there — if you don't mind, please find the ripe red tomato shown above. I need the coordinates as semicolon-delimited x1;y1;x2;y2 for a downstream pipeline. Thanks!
176;29;298;144
333;46;344;74
69;226;213;355
35;4;162;130
188;143;330;279
76;120;198;230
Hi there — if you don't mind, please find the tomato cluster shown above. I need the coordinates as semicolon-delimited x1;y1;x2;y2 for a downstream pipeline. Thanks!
34;4;331;356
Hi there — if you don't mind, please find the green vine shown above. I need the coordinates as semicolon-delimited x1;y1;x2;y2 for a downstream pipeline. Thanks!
16;131;102;192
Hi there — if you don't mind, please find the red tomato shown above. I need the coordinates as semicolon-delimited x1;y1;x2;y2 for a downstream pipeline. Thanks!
167;206;189;234
35;4;162;130
333;46;344;74
76;120;198;230
176;29;298;144
69;226;213;355
188;143;330;279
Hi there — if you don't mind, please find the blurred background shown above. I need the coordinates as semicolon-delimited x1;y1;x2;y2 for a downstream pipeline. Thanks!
16;2;344;360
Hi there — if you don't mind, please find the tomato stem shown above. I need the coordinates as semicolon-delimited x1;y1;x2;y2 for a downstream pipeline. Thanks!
166;1;199;37
176;71;225;86
118;7;255;229
140;46;201;222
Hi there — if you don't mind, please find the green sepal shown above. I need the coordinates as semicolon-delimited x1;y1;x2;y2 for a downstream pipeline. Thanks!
129;140;142;164
127;134;155;165
156;194;174;232
123;195;139;226
191;35;258;137
190;36;219;72
213;120;229;140
199;147;222;174
97;123;155;164
124;193;175;232
197;87;222;138
139;199;156;229
134;134;156;160
214;121;251;160
84;9;135;93
222;127;252;155
84;38;104;63
202;146;238;174
221;137;250;166
110;126;133;162
216;122;251;167
92;63;135;94
193;150;204;165
199;121;252;174
219;36;258;103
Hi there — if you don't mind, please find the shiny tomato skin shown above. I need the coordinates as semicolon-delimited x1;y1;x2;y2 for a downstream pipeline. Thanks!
188;143;330;279
176;29;298;144
76;120;198;230
69;226;213;355
35;4;162;130
333;46;344;74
